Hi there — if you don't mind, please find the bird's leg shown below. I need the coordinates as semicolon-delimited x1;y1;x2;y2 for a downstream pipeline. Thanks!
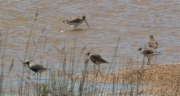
98;65;100;72
75;26;77;30
35;73;39;80
147;58;151;65
155;49;157;58
74;26;78;30
33;73;36;76
94;64;96;70
73;25;76;30
142;56;145;65
40;73;42;80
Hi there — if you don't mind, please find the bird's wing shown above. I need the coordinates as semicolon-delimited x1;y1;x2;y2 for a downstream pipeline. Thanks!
90;54;108;63
143;49;154;55
31;64;46;70
69;18;82;23
89;54;98;63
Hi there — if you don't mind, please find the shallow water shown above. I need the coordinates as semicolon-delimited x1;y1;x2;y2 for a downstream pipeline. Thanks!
0;0;179;95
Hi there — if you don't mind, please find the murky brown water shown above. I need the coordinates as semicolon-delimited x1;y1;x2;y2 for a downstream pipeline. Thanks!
0;0;179;95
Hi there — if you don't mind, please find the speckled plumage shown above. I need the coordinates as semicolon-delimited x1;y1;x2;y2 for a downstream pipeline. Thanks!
23;61;50;75
63;15;90;30
86;52;108;70
137;48;159;65
149;35;158;51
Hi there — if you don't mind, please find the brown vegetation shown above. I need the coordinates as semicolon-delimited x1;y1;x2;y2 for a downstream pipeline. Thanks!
76;64;180;95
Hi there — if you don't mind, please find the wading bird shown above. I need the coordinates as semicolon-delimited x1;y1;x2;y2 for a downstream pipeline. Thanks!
86;52;108;70
23;60;50;75
63;15;90;30
149;35;158;51
137;48;160;65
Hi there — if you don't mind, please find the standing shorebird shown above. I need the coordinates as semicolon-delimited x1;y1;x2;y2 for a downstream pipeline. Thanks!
63;15;90;30
86;52;108;70
23;60;50;75
149;35;158;51
137;48;160;65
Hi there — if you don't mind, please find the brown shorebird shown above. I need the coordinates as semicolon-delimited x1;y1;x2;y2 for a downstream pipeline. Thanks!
23;60;50;75
149;35;158;51
63;15;90;30
86;52;108;70
137;48;160;65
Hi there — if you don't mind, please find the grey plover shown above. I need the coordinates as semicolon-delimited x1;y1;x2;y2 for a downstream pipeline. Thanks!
85;52;108;70
137;48;160;65
63;15;90;30
23;60;50;75
149;35;158;51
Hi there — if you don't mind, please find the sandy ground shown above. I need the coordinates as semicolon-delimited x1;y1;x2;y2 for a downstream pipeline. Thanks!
74;64;180;95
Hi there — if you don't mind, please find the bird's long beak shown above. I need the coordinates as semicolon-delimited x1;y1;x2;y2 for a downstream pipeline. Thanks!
63;20;68;23
17;57;25;64
85;53;88;55
85;19;90;29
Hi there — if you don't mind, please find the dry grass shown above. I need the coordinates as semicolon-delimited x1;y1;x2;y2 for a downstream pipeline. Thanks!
76;64;180;95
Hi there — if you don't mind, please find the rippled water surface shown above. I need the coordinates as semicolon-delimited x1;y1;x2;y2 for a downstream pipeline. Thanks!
0;0;179;95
